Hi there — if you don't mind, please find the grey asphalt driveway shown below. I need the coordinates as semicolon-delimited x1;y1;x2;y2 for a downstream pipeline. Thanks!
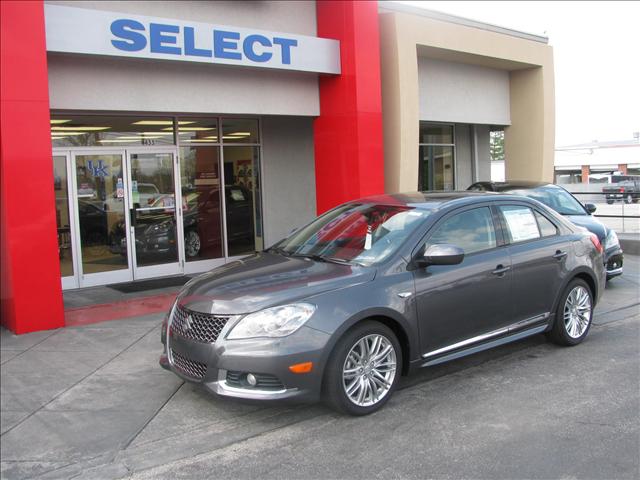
1;256;639;479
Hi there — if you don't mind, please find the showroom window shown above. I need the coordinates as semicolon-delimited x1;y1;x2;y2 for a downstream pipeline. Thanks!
51;113;264;287
419;123;455;191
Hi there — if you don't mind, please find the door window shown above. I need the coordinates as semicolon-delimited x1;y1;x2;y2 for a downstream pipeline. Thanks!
499;206;542;243
534;211;558;237
74;154;128;274
427;207;496;255
53;155;74;277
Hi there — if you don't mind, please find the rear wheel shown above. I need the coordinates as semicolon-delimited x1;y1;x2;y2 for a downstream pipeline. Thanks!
606;199;614;205
624;194;633;204
185;230;201;258
547;279;593;346
324;321;402;415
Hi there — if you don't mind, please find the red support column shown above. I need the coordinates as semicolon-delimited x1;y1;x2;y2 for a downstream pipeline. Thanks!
1;1;65;333
314;0;385;214
581;165;590;184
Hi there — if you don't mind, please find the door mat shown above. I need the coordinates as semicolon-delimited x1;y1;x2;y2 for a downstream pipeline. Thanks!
108;276;191;293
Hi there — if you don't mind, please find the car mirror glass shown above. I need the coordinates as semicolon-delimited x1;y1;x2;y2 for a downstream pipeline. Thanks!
584;203;597;214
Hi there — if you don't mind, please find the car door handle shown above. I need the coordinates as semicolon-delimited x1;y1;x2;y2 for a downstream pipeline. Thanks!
492;265;511;276
553;250;568;260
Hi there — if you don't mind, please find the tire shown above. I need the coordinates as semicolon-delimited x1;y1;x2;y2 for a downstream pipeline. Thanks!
184;229;201;258
323;321;402;415
624;194;633;204
606;199;614;205
547;279;593;346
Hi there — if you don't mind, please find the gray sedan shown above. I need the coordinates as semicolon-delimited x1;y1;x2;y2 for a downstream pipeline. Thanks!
160;192;606;415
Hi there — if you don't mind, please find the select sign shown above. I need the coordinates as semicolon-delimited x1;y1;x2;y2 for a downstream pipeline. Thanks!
44;4;341;75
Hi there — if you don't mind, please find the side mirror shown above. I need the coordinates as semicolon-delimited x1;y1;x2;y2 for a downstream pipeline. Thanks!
584;203;597;214
417;244;465;267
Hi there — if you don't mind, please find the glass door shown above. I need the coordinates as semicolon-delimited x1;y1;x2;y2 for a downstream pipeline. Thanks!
72;151;133;287
126;148;183;280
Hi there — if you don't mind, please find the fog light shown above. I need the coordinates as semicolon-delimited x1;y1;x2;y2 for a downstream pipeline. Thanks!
246;373;257;386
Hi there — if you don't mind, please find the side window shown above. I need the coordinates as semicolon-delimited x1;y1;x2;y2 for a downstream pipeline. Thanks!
499;206;541;243
534;211;558;237
427;207;496;255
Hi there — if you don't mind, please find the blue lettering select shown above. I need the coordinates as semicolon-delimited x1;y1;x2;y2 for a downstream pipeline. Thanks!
243;34;272;62
149;23;181;55
273;37;297;64
111;19;146;51
184;27;212;57
213;30;242;60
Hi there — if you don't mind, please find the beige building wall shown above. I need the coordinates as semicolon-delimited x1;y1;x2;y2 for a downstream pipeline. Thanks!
379;6;555;192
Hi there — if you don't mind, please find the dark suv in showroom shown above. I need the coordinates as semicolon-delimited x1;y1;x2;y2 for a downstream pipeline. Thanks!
161;192;605;415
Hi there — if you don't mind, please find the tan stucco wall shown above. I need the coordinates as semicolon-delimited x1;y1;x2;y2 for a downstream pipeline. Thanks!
379;10;555;192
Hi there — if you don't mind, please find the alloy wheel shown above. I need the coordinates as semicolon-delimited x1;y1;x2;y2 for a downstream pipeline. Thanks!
563;285;592;339
185;230;201;257
342;334;397;407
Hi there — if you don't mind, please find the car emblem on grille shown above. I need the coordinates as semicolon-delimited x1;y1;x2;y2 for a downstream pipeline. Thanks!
184;314;194;331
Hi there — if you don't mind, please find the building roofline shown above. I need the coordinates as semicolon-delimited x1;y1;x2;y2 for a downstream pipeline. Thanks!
378;1;549;44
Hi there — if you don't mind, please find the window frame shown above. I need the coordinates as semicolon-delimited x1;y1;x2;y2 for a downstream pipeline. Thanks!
494;202;561;246
418;122;456;191
412;203;504;260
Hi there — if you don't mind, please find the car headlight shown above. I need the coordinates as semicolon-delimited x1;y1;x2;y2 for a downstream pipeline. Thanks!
146;221;172;235
227;303;316;340
604;229;619;250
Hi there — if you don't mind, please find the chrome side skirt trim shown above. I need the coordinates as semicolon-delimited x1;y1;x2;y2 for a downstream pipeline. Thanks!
422;313;550;359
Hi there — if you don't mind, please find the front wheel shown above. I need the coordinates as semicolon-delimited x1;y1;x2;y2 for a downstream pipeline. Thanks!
606;199;614;205
547;279;593;346
324;321;402;415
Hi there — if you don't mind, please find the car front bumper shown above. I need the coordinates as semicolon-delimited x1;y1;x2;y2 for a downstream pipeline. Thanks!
160;316;331;403
604;246;624;279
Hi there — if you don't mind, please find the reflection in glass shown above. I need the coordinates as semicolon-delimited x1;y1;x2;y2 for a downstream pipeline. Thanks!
75;154;128;274
128;153;178;267
178;118;219;145
54;155;73;277
419;146;454;191
50;115;175;147
419;123;454;144
223;146;262;256
222;118;259;144
180;147;223;261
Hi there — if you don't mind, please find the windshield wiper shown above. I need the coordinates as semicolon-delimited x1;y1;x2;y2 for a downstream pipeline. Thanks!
267;246;290;256
291;253;355;265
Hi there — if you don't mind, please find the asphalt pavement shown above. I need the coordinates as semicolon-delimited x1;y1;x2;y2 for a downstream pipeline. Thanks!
1;256;639;479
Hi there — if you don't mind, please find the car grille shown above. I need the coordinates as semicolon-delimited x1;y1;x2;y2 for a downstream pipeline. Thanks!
170;349;207;380
226;371;285;391
170;305;231;343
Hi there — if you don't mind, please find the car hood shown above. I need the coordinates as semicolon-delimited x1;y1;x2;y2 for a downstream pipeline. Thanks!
177;252;376;315
565;214;607;241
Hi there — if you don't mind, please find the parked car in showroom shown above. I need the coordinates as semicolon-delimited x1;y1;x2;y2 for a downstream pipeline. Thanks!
468;181;623;280
160;192;605;415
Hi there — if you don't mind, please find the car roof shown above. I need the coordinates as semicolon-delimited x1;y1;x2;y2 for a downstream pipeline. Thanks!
469;180;556;191
354;191;537;210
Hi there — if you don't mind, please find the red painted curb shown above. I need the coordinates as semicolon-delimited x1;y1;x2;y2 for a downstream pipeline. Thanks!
64;292;177;327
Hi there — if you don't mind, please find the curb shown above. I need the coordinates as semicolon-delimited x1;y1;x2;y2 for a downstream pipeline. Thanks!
619;236;640;256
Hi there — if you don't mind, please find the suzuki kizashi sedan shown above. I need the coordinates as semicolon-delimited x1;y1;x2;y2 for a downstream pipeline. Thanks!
161;192;605;415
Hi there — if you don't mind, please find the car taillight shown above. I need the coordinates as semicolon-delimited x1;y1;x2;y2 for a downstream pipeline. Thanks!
619;187;625;193
590;234;603;254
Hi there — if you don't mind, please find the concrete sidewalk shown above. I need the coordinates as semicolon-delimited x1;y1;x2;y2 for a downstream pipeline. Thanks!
1;257;638;479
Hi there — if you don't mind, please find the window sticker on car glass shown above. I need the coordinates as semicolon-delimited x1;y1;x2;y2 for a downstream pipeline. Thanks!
502;207;540;242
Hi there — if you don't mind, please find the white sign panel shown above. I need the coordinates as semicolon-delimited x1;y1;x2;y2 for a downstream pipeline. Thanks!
502;207;540;243
44;4;341;74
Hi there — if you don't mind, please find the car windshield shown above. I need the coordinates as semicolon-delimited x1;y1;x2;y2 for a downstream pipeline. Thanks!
507;186;587;216
273;203;430;266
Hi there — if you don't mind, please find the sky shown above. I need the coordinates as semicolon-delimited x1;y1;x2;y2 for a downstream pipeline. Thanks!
396;1;640;147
